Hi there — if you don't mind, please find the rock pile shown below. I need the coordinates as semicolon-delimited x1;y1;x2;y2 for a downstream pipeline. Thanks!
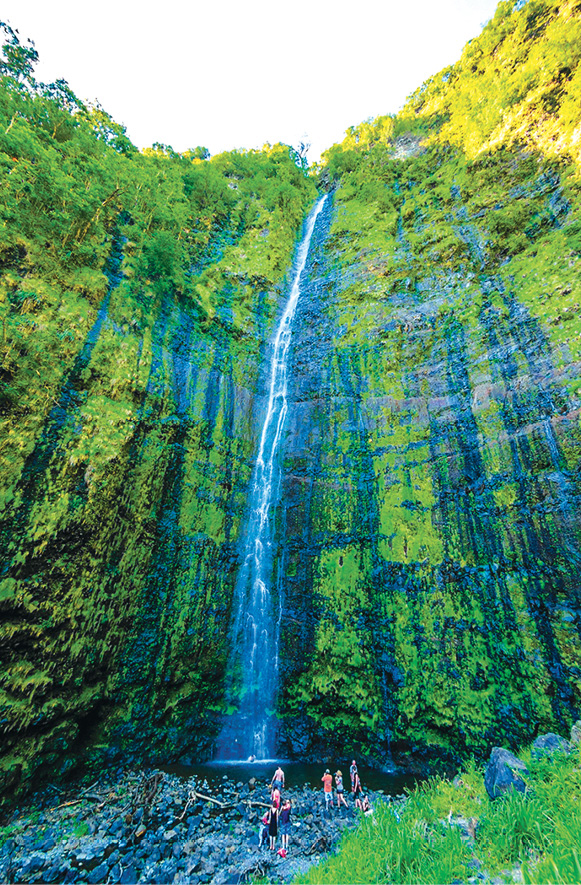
0;769;396;884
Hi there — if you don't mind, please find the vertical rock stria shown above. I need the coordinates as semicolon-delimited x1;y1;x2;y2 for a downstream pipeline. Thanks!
216;195;328;760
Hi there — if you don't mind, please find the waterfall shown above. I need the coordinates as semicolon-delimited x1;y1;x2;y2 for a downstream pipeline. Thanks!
216;195;327;761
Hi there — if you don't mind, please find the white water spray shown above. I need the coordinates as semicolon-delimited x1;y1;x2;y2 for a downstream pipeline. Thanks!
216;195;327;760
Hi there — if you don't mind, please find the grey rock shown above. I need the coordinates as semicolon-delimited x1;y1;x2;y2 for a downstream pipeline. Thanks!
74;838;117;866
484;747;529;799
22;855;47;875
44;865;68;883
532;733;572;758
157;859;178;881
87;861;109;884
119;864;139;883
149;847;163;864
106;850;121;867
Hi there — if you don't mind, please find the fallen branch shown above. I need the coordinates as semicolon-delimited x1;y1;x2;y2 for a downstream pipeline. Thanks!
80;781;99;797
307;834;330;855
56;793;104;810
192;790;227;808
190;790;270;811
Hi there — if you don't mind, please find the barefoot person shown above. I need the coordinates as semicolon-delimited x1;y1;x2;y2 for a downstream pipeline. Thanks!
352;770;362;804
322;768;333;813
335;770;348;808
279;798;292;851
268;802;279;850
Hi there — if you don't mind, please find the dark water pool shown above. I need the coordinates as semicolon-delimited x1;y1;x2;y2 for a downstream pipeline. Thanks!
163;759;421;796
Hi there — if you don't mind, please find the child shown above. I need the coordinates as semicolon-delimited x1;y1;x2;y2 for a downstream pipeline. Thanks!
279;798;292;851
259;811;269;848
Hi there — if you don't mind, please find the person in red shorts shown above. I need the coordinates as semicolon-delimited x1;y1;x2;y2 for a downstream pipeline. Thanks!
322;768;333;813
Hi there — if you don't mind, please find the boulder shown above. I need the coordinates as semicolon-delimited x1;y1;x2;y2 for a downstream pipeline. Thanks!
87;861;109;884
571;720;581;745
532;733;572;758
484;747;529;799
119;866;139;884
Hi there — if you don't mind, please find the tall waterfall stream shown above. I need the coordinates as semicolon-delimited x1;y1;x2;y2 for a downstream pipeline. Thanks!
216;195;327;761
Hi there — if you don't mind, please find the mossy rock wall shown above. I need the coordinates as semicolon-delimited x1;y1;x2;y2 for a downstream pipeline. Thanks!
2;0;581;796
276;143;581;762
0;79;317;793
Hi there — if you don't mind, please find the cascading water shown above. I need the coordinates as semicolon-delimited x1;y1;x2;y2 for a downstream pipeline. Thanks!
216;195;327;761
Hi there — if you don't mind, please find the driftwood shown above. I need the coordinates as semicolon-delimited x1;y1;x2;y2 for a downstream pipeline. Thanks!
236;858;272;884
55;778;105;810
307;833;331;855
56;799;83;810
190;789;270;811
56;794;105;811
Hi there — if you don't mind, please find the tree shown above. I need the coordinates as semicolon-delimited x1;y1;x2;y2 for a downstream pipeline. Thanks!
0;21;38;88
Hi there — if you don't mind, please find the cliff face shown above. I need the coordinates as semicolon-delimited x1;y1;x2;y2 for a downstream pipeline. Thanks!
275;0;581;760
2;0;581;794
0;233;303;791
277;152;581;762
0;49;317;792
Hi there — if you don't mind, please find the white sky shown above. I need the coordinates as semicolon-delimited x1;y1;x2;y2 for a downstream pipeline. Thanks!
2;0;500;162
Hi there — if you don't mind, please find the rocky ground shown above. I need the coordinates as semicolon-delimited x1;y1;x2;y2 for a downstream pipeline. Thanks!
0;769;400;884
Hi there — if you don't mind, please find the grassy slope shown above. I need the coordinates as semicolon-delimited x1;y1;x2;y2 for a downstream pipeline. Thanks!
294;739;581;884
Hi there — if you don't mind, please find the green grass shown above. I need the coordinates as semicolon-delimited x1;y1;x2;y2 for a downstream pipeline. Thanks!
72;820;90;838
294;801;472;884
293;742;581;885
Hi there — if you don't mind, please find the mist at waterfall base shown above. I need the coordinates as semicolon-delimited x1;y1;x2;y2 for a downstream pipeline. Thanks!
215;196;328;762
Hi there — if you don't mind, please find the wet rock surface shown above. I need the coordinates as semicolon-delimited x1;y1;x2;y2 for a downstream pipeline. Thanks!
0;769;398;884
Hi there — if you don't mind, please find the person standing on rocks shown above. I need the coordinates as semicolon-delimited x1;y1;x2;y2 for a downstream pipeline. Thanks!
279;798;292;851
268;801;279;850
350;760;358;792
334;770;348;808
322;768;333;813
259;811;269;848
352;770;362;803
271;765;285;796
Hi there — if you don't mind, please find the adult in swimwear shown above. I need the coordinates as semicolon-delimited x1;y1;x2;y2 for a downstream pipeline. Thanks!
271;765;285;796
